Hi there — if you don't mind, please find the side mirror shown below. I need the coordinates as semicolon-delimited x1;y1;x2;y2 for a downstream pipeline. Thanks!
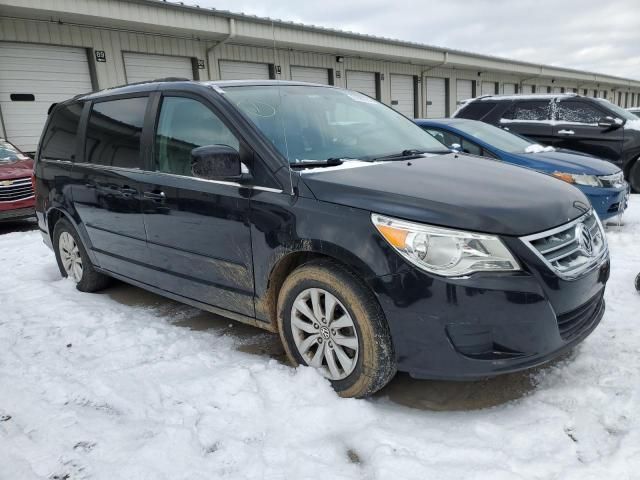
191;145;241;180
598;116;622;129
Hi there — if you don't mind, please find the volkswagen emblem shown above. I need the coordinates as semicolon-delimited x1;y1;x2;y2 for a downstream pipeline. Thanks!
576;223;594;257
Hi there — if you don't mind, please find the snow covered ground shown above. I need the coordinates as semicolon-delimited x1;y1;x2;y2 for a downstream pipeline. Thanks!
1;198;640;479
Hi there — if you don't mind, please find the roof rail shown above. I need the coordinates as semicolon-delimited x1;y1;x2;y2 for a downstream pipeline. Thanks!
103;77;193;92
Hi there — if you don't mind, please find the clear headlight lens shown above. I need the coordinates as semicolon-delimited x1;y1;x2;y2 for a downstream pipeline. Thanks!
552;172;603;187
372;214;520;277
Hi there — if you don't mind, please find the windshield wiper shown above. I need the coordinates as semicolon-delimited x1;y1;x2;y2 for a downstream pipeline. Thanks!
289;158;345;169
371;149;426;161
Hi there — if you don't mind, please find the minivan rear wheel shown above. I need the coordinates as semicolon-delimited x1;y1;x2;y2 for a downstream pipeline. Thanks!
277;260;396;397
53;219;110;292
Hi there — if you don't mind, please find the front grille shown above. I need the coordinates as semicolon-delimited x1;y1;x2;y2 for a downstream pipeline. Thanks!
521;211;608;280
599;171;626;188
557;292;604;341
0;177;34;202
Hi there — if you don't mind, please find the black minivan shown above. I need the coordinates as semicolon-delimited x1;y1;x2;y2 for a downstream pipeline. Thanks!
35;81;610;397
454;93;640;192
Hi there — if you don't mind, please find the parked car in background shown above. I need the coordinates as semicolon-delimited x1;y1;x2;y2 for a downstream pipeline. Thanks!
0;139;35;221
35;80;610;397
628;107;640;118
453;94;640;192
416;118;629;221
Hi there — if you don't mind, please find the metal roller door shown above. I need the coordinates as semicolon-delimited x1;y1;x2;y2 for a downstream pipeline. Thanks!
425;77;446;118
481;81;496;96
346;71;376;98
552;86;562;94
502;83;516;95
456;79;473;105
290;66;329;85
521;84;534;94
390;74;415;117
0;42;93;153
219;60;270;80
123;52;193;84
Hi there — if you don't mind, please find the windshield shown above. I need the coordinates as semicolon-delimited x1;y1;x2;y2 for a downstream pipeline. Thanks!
221;85;448;164
594;98;638;122
0;141;29;164
450;121;535;153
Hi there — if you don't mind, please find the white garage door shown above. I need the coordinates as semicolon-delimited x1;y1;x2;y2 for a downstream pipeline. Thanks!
481;82;496;96
123;52;193;84
219;60;270;80
346;71;376;98
521;84;534;95
390;74;414;117
220;60;269;80
502;83;516;95
552;86;562;94
0;42;93;152
539;86;550;94
290;66;329;85
456;79;473;105
425;77;446;118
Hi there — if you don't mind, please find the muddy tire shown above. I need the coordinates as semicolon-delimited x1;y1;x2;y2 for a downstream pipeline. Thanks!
53;218;110;292
277;259;396;398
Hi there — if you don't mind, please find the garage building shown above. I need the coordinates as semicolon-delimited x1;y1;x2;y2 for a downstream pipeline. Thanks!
1;0;639;153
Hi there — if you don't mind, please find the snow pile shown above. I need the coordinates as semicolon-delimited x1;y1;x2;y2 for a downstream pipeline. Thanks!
524;144;556;153
1;197;640;479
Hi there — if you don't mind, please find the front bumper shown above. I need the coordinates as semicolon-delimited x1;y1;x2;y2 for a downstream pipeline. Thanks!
370;248;609;380
579;184;629;221
0;206;35;221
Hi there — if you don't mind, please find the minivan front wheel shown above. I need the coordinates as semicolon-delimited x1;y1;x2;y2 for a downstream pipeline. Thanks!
277;260;396;397
53;219;110;292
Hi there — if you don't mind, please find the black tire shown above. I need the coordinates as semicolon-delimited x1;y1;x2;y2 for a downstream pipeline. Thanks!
277;259;396;398
635;273;640;293
53;218;110;292
630;159;640;194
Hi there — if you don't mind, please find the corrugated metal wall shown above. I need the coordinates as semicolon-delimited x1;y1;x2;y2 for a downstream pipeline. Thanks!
1;14;639;121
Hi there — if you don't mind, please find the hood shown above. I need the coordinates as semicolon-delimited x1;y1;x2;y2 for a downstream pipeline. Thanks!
301;153;590;237
519;150;619;175
0;159;34;180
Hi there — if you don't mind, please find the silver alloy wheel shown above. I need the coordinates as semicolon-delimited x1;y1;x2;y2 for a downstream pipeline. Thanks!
290;288;359;380
58;231;83;283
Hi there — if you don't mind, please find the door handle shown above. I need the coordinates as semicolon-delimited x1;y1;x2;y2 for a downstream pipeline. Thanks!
143;190;166;201
120;187;138;197
558;129;575;135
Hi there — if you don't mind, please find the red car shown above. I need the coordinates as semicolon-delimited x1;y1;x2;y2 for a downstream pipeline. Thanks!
0;139;35;221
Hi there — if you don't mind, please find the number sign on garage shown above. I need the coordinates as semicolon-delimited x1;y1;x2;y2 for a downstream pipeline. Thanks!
123;52;194;84
0;42;94;153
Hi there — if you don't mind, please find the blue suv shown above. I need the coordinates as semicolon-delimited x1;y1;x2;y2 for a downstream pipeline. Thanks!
416;118;629;221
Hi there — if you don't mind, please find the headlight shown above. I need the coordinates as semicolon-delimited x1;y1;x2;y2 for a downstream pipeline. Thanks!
371;214;520;277
552;172;602;187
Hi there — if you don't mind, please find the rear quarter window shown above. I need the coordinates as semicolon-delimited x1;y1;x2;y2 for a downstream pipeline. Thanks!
40;102;84;161
501;101;551;122
455;102;497;120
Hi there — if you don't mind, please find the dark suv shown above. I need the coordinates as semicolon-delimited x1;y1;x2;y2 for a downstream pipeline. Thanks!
454;94;640;191
34;81;610;397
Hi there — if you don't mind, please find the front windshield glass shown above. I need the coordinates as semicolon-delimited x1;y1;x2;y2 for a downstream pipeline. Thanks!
221;85;449;164
452;121;535;153
594;98;638;121
0;141;28;164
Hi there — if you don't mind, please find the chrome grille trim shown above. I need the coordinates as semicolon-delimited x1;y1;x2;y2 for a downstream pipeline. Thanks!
520;211;608;280
0;177;34;202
